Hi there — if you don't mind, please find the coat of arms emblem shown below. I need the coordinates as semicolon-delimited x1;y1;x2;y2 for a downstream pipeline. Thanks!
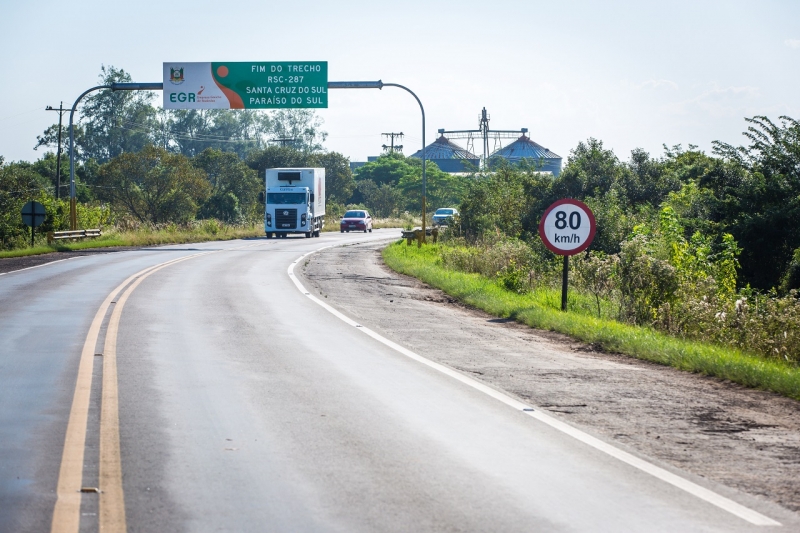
169;67;185;84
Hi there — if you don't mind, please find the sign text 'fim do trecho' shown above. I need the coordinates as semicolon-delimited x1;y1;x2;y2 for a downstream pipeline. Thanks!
163;62;328;110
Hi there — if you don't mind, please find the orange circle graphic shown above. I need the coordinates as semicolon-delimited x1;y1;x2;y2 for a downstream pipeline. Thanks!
216;66;229;77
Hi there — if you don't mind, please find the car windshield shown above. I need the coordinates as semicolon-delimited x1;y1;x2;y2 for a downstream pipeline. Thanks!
435;209;455;215
267;192;306;204
343;211;366;218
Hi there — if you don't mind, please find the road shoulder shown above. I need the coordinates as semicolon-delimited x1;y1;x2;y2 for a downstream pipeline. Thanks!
297;239;800;515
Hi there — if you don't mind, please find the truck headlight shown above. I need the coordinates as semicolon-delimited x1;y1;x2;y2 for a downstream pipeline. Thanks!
266;213;272;227
301;213;307;227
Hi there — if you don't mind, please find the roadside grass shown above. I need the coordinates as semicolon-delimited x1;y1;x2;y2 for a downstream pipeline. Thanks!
0;223;266;260
382;241;800;401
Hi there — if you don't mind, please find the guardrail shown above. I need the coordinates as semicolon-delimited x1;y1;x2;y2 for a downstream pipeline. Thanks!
47;229;102;244
400;227;439;247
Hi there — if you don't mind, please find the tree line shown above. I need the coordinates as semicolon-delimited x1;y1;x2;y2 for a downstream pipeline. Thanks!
453;115;800;294
3;63;799;296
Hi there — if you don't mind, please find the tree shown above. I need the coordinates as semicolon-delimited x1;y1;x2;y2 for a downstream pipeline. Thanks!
247;146;354;207
397;159;467;213
95;145;211;224
354;153;413;187
193;148;261;222
551;138;626;200
309;151;354;204
79;65;158;163
460;166;540;239
269;109;327;152
160;109;272;158
709;116;800;289
0;160;52;247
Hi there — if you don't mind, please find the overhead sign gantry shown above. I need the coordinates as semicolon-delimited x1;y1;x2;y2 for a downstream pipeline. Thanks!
67;62;428;238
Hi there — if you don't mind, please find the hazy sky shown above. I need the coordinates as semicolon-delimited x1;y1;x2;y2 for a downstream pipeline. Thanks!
1;0;798;164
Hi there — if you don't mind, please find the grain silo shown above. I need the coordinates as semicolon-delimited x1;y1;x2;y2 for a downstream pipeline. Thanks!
490;135;562;176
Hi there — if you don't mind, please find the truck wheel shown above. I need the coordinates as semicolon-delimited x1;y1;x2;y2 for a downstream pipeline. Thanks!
314;230;320;237
369;228;372;233
305;232;312;238
266;232;272;239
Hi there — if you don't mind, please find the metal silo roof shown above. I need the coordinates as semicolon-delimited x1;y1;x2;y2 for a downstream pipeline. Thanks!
410;135;479;160
490;135;561;161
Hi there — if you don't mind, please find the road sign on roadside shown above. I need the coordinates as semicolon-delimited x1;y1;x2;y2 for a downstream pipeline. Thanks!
21;200;46;247
539;199;596;312
163;62;328;110
21;201;46;228
538;198;596;256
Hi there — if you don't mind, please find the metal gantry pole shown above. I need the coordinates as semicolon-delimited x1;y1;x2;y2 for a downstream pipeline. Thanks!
67;82;163;230
328;80;427;242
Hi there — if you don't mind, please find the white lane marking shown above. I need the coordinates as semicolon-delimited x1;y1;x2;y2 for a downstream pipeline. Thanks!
0;256;78;276
287;245;781;527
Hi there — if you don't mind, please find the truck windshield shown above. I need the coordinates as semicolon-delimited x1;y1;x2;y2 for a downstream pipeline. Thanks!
267;193;306;204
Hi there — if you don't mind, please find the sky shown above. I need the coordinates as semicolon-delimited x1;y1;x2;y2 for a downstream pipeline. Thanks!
1;0;798;165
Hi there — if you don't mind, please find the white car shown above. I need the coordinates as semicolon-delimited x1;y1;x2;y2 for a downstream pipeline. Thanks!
432;208;458;226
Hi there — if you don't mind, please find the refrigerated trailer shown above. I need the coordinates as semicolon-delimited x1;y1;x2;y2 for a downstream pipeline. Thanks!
264;168;325;238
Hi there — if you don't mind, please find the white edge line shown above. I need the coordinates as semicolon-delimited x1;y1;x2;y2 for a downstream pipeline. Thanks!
288;244;781;527
0;256;78;276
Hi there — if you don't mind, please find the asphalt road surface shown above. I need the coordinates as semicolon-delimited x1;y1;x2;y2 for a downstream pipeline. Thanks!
1;232;796;532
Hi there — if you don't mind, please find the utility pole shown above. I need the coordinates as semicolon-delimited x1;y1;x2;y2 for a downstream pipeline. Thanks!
45;102;67;199
381;132;404;154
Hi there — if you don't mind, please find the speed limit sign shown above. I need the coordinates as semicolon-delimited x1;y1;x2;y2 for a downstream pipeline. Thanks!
538;199;596;256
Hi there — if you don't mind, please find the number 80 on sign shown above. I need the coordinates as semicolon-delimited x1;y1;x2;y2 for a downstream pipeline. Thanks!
538;198;596;255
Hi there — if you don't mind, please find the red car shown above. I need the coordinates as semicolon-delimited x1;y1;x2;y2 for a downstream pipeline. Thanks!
340;210;373;233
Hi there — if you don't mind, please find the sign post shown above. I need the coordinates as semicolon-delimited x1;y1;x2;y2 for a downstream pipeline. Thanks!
538;199;596;311
21;201;46;247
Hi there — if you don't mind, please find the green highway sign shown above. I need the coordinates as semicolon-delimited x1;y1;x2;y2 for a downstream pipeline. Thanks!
163;62;328;109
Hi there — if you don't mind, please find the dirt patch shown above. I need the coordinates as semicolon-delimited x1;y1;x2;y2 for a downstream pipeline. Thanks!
298;239;800;514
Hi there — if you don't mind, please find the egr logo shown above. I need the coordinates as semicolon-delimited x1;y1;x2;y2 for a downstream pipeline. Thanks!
169;67;185;85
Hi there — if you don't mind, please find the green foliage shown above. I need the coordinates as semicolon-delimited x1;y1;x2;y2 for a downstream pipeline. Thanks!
352;153;466;215
383;241;800;400
397;159;466;213
0;160;51;248
95;145;211;224
246;146;355;206
497;259;528;293
353;152;412;186
459;166;542;239
709;116;800;289
79;65;158;163
355;179;402;218
193;148;261;222
312;151;354;204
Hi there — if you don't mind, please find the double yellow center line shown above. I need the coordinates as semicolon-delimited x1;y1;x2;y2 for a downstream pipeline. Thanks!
51;242;266;533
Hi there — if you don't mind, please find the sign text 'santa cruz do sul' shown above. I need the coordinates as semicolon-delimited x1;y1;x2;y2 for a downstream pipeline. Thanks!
538;198;596;256
163;62;328;109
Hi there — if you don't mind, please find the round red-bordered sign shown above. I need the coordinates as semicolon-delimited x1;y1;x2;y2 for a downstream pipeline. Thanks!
538;198;596;256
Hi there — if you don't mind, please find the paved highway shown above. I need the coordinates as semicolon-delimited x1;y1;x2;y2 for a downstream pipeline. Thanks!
0;233;792;532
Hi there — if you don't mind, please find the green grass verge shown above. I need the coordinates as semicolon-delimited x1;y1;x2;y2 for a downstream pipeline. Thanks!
382;241;800;401
0;225;266;259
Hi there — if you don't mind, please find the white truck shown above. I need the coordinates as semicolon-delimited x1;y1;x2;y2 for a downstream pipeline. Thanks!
264;168;325;238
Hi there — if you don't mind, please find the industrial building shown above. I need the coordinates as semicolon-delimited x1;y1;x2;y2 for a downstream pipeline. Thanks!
352;108;561;176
